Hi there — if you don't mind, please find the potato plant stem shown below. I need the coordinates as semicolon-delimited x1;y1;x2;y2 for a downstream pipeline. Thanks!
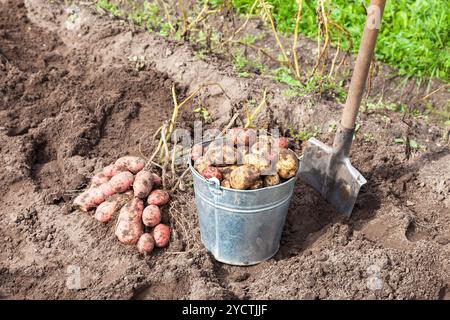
293;0;303;79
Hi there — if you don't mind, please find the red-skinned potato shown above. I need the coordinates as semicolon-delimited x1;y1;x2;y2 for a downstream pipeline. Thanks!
109;171;134;193
103;163;127;177
91;172;110;188
151;173;162;186
133;170;153;199
147;189;170;206
115;156;145;174
115;198;144;245
74;187;106;212
274;137;289;149
191;144;203;162
136;233;155;254
153;224;170;248
201;166;223;181
94;200;118;223
142;205;161;227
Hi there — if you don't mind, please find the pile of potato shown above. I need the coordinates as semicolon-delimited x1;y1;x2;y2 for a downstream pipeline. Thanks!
192;128;299;190
73;156;170;255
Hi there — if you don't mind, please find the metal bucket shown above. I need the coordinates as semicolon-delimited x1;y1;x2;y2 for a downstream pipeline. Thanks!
189;141;298;266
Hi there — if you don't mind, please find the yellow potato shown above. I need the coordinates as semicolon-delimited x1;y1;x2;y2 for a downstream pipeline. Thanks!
242;154;273;174
229;165;260;190
250;141;272;157
276;149;299;179
264;174;281;187
221;179;232;188
249;178;263;190
194;156;212;175
219;165;239;180
206;144;239;166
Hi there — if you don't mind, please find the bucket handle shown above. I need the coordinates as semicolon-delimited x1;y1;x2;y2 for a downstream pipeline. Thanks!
207;177;223;196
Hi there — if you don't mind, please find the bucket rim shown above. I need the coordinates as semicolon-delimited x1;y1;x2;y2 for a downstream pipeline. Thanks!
188;138;300;193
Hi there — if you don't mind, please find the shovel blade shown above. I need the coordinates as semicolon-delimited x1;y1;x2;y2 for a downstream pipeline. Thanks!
298;138;367;216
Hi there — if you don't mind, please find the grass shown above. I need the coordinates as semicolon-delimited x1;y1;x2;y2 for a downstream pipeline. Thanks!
232;0;450;82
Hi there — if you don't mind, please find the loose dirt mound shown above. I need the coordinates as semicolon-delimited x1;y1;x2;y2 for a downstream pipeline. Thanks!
0;0;449;300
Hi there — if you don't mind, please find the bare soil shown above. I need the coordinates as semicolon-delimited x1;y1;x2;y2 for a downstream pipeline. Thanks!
0;0;449;300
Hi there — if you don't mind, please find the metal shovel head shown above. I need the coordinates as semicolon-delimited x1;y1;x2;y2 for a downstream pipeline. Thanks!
298;137;367;216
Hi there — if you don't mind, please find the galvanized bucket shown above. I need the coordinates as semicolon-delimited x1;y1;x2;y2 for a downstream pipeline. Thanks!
189;141;298;266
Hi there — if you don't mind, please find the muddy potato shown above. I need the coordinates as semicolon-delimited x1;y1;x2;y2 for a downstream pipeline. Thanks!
251;141;272;158
115;156;145;174
153;224;171;248
136;233;155;254
201;166;223;181
225;128;241;145
264;174;281;187
151;173;162;186
221;179;232;188
243;154;272;173
206;144;239;166
133;170;154;199
191;144;203;162
236;128;257;146
147;190;170;206
219;165;239;180
142;205;161;227
249;178;263;190
229;165;260;190
91;172;110;188
94;200;118;223
114;198;144;245
235;146;249;164
109;171;134;193
194;156;211;175
277;149;299;179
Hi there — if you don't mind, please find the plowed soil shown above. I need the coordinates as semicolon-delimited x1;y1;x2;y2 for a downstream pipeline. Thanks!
0;0;449;300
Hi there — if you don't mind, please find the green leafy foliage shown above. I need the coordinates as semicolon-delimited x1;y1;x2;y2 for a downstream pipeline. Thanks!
97;0;123;17
232;0;450;81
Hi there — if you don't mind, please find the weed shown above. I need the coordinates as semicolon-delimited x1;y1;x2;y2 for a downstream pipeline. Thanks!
97;0;122;17
288;125;322;142
363;132;373;142
394;137;423;150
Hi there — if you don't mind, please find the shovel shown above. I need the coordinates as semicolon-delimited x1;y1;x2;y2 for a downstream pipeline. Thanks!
298;0;386;216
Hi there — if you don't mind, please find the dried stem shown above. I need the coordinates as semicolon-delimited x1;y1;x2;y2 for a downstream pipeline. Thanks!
223;0;258;45
178;0;188;36
244;89;267;128
258;0;294;72
292;0;303;79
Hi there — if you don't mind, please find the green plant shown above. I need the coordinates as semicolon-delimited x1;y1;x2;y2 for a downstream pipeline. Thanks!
233;0;450;81
97;0;122;17
288;125;322;142
363;132;373;142
394;137;423;150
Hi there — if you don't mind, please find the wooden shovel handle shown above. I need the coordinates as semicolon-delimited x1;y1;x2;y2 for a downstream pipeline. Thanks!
341;0;386;129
